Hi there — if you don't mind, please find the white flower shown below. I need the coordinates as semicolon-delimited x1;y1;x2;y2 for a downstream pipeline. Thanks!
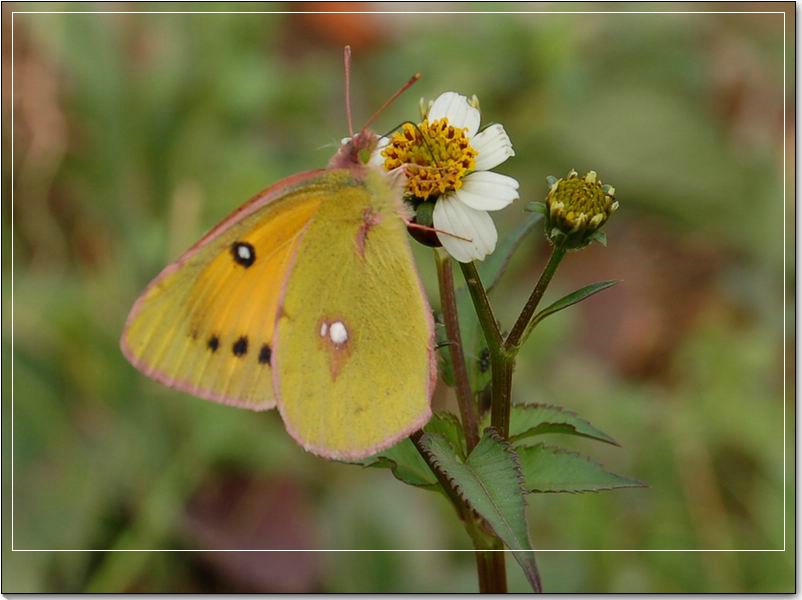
382;91;518;263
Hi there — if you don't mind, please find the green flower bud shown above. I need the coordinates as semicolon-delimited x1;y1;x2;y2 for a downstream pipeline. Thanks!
544;169;618;249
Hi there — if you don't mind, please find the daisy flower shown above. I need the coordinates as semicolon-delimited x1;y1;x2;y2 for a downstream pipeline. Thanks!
381;92;519;262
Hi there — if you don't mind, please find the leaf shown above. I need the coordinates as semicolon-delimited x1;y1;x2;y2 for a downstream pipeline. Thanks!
420;430;541;592
531;280;619;327
360;439;439;489
357;413;466;487
425;412;467;458
507;403;619;446
518;444;646;494
479;211;543;293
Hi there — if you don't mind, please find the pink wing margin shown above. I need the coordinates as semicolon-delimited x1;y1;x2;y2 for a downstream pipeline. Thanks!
119;169;326;409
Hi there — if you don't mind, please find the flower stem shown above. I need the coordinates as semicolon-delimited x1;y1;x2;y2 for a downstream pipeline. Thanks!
505;242;567;353
489;350;514;438
458;262;513;437
458;262;504;351
435;250;480;452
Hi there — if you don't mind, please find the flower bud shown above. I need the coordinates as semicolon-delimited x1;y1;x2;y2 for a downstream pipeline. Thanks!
543;169;618;249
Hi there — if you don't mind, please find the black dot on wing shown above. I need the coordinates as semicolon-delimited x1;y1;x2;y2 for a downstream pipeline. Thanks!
207;335;220;352
232;336;248;357
231;241;256;267
258;344;272;365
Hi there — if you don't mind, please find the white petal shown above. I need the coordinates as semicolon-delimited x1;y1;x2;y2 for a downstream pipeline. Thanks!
455;171;520;211
433;194;498;263
427;92;481;137
368;136;390;167
472;124;515;171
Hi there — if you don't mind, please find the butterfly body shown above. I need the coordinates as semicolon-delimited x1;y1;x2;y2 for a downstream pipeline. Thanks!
121;132;435;459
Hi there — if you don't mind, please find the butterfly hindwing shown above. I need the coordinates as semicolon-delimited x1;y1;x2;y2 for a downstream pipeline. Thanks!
121;171;328;409
273;169;435;459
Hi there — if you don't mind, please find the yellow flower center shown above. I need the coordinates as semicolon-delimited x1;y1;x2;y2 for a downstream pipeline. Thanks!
382;118;478;200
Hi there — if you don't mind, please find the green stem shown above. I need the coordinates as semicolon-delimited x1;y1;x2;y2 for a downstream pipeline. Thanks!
490;350;514;439
435;250;480;452
474;540;508;593
458;262;512;438
458;262;504;351
411;431;508;592
505;242;567;353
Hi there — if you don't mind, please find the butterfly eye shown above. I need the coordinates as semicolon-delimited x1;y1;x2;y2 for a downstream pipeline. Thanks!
231;241;256;267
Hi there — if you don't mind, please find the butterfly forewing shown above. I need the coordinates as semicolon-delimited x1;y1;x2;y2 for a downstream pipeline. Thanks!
121;174;326;409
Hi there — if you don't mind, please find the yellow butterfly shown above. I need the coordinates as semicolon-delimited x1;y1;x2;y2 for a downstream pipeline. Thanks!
121;55;436;460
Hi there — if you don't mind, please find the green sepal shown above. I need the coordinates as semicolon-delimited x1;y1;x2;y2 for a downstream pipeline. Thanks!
525;201;548;215
549;227;566;243
546;175;559;189
588;230;608;247
531;280;619;328
518;443;645;494
415;200;435;228
419;429;541;592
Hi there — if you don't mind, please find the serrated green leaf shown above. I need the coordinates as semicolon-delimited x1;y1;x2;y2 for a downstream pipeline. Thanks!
421;430;541;592
531;280;619;328
361;439;439;489
425;412;467;458
356;413;466;488
519;444;646;494
507;403;619;446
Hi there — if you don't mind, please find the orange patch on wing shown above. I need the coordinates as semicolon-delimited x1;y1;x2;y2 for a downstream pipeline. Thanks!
317;316;354;381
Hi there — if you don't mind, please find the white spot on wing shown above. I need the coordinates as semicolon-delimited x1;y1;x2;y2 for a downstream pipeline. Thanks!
237;244;252;261
329;321;348;345
320;322;328;337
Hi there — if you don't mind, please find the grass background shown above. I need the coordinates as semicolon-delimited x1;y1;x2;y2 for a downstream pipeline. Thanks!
2;3;794;592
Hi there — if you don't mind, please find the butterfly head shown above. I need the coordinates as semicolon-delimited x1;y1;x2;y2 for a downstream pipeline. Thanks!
329;130;380;169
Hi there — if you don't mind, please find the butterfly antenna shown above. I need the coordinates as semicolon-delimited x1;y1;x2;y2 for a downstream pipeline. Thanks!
344;46;354;137
361;73;421;132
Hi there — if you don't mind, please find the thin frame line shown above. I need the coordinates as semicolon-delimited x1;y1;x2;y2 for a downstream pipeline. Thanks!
8;548;790;553
7;8;789;555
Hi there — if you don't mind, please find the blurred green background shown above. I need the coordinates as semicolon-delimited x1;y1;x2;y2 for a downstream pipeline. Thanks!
2;3;794;593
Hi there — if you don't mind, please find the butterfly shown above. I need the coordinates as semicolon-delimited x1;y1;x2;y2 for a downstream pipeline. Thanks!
120;50;439;460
